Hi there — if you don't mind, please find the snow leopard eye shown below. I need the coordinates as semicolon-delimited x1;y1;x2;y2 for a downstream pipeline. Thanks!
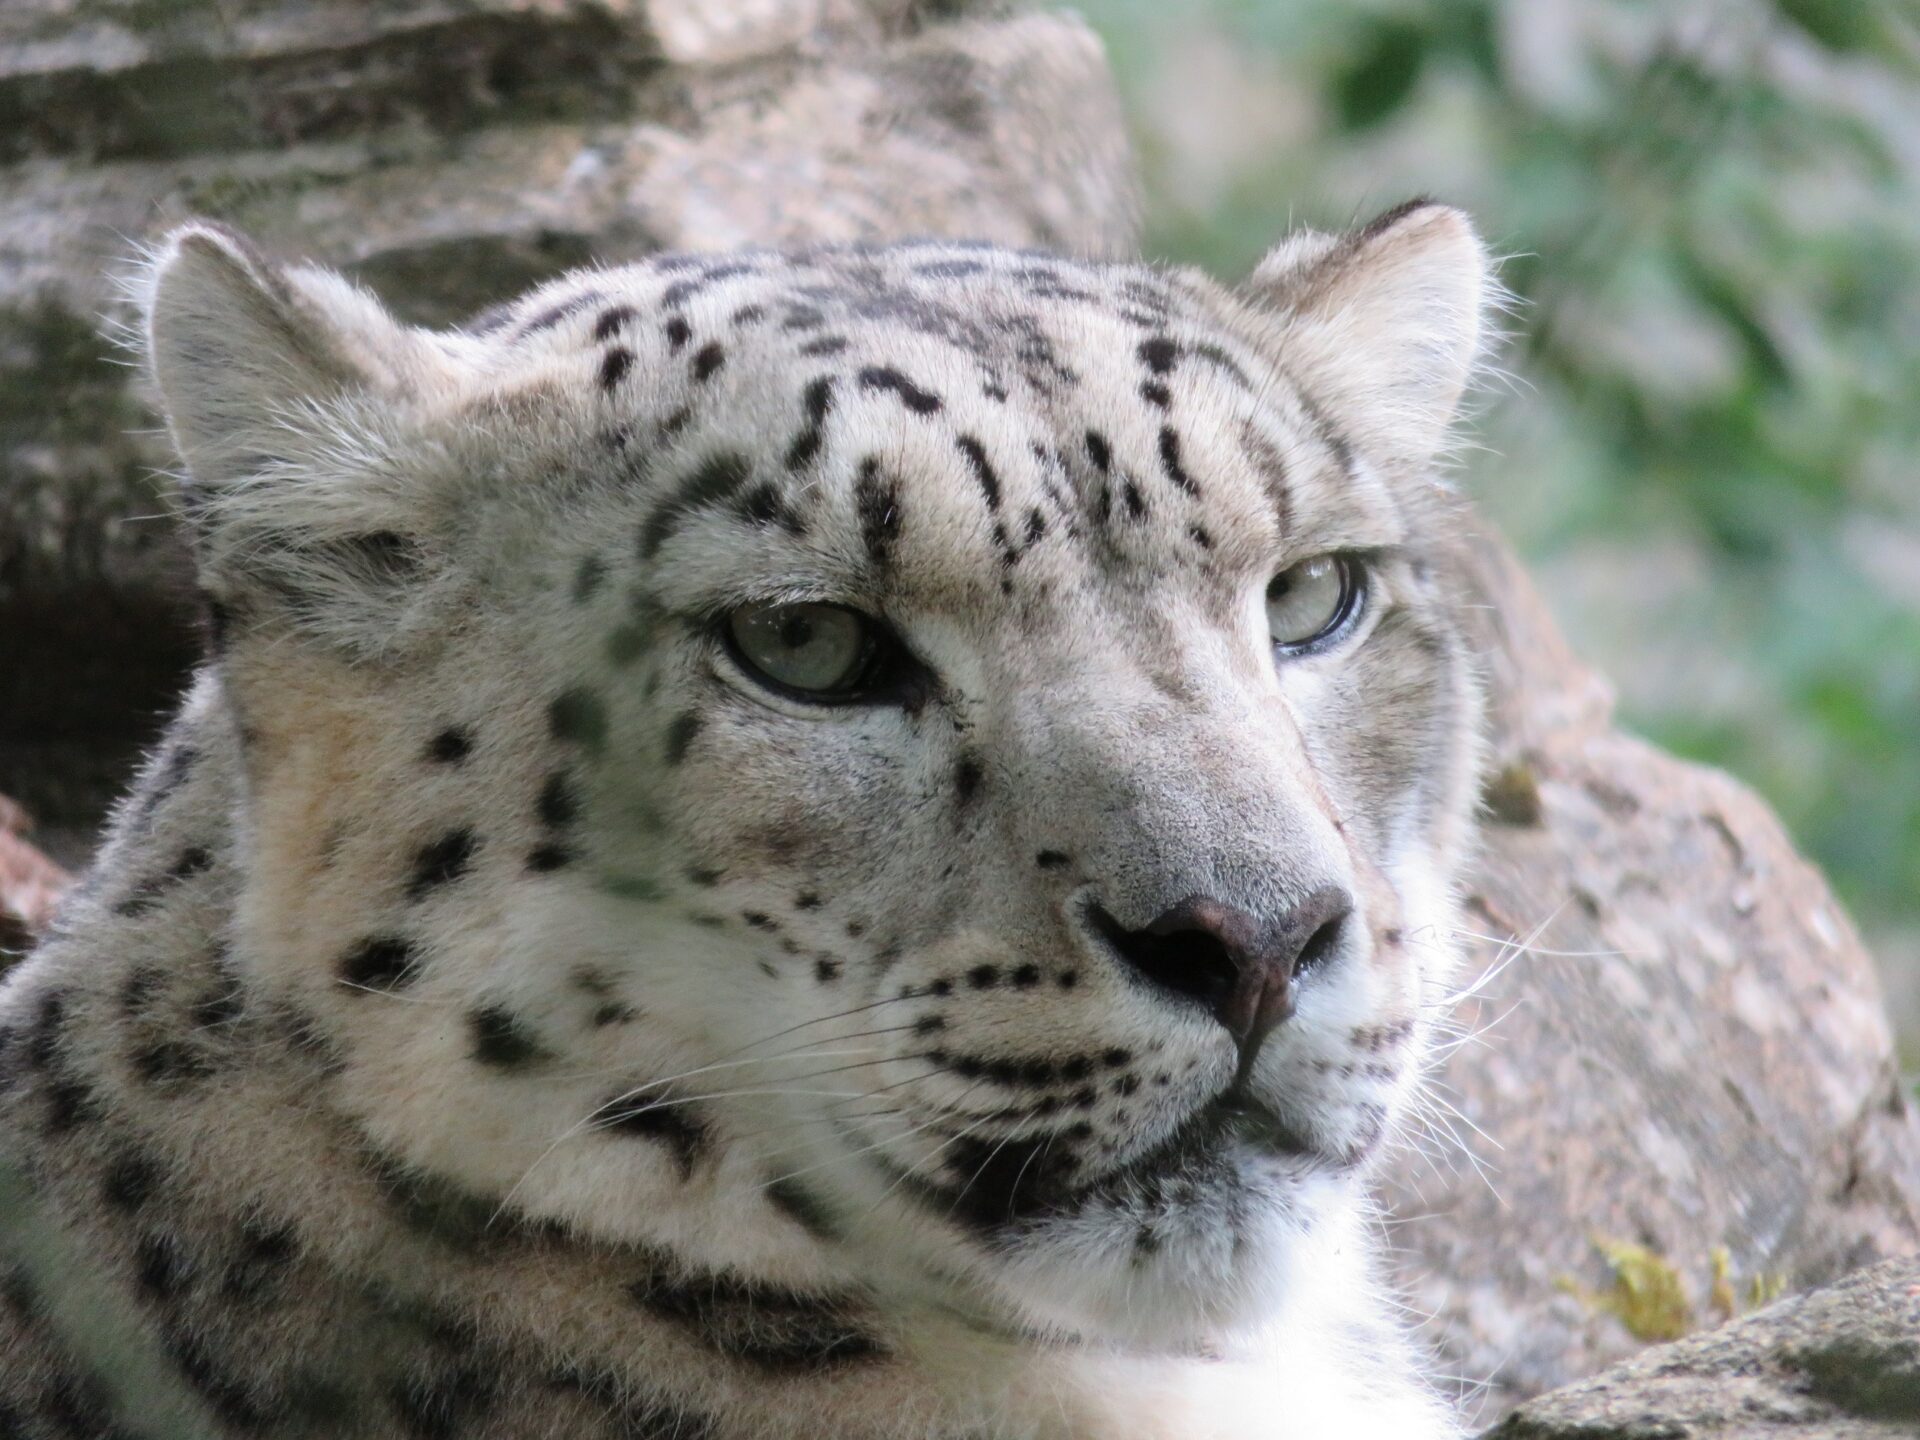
1267;555;1365;654
726;601;880;698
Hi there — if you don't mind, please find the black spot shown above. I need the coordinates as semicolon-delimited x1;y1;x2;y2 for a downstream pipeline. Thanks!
1024;507;1046;544
913;1016;945;1035
1011;965;1042;989
44;1076;96;1132
687;866;722;887
813;958;841;983
593;305;635;341
664;712;701;765
953;755;984;806
954;436;1001;511
855;458;902;567
592;1095;709;1179
1139;336;1179;373
785;376;835;470
134;1041;213;1084
599;347;634;392
135;1232;195;1301
470;1007;551;1070
1140;380;1171;408
1158;426;1198;494
691;341;726;381
27;990;67;1068
731;303;766;325
390;1363;496;1440
223;1222;299;1301
341;935;418;990
858;366;942;415
795;892;822;910
915;259;986;278
800;336;849;357
407;829;476;900
659;404;693;437
192;975;243;1029
102;1149;162;1212
1189;525;1213;550
665;316;692;351
1101;1047;1133;1068
639;452;754;558
548;686;609;748
1084;430;1112;472
572;554;607;603
516;290;604;336
628;1270;883;1372
781;305;825;330
1036;850;1070;870
743;912;777;932
520;774;575;838
527;844;574;873
660;262;755;309
1058;971;1079;990
1123;480;1147;518
427;727;472;764
967;965;1000;990
765;1179;839;1240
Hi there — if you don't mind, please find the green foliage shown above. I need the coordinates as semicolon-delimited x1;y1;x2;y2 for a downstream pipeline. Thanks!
1082;0;1920;984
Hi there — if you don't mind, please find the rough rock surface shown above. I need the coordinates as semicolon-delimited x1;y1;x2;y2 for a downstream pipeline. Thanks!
1486;1257;1920;1438
1;0;1915;1425
1392;539;1920;1415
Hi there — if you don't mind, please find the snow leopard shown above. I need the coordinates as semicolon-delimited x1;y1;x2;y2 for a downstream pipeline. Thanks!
0;200;1490;1439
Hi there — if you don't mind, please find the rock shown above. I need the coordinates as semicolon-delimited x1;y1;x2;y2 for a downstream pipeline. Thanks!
1485;1256;1920;1438
2;0;1915;1426
1381;538;1920;1414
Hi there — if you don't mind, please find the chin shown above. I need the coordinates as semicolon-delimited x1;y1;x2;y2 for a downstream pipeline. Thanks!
974;1138;1359;1350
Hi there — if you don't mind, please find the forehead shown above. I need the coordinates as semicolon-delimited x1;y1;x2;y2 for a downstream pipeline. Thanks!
464;243;1403;615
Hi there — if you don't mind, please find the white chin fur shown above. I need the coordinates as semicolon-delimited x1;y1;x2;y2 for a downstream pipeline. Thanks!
978;1163;1348;1348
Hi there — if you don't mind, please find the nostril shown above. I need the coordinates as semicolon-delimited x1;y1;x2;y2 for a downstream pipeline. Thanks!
1086;903;1240;1016
1294;914;1346;981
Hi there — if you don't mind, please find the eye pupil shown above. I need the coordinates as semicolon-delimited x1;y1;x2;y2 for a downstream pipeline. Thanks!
779;616;812;649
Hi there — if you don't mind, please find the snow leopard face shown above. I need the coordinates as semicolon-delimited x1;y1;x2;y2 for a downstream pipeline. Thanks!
143;205;1488;1350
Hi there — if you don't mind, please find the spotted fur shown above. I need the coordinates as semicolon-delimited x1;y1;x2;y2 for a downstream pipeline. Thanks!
0;205;1492;1438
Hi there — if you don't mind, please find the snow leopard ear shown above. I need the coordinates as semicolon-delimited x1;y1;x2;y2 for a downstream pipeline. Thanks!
144;222;424;492
1242;200;1490;471
142;224;459;659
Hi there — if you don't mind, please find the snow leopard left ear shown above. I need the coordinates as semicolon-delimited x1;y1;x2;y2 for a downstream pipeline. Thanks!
1241;200;1491;472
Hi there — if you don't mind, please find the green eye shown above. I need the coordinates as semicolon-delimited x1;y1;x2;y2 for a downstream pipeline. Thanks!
1267;555;1363;653
726;601;876;696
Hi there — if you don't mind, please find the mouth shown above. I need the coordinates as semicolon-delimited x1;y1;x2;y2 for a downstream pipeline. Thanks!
856;1086;1319;1237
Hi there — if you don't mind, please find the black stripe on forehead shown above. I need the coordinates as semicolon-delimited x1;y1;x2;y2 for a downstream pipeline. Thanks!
638;452;754;559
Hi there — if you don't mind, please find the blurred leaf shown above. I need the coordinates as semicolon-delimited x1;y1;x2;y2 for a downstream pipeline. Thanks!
1332;19;1427;131
1774;0;1881;52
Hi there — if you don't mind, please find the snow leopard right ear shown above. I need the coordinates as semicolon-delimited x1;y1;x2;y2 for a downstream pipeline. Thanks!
143;223;425;494
142;224;474;659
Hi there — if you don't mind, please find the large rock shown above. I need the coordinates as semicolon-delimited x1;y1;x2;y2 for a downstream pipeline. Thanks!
1;0;1914;1424
1386;538;1920;1413
1486;1256;1920;1438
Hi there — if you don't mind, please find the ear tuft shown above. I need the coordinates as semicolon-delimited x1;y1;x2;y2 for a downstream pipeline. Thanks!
1243;200;1493;471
